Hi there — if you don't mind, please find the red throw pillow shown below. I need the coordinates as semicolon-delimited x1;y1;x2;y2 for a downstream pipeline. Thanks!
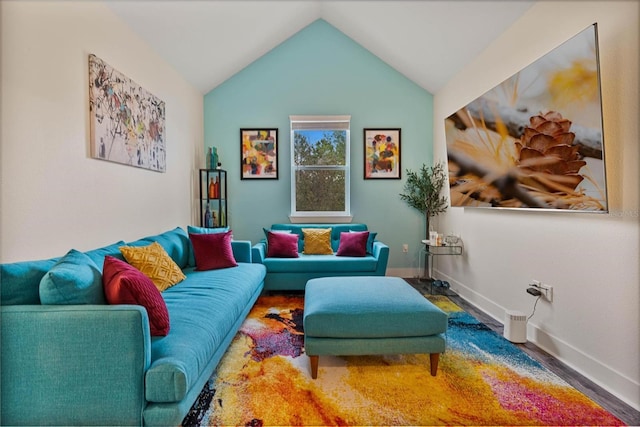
102;256;170;336
266;231;299;258
336;231;369;257
189;231;238;270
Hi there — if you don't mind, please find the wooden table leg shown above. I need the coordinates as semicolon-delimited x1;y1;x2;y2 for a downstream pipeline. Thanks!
310;355;319;379
430;353;440;376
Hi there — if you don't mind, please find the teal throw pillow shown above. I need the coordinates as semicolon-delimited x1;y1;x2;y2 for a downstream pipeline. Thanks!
188;225;229;235
367;232;378;254
39;249;105;305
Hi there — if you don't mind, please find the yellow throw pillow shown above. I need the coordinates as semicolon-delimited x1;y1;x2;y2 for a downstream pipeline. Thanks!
302;228;333;255
119;242;186;292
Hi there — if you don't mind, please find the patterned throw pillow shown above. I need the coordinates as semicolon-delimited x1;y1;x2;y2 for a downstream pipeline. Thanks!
302;228;333;255
336;231;369;257
266;231;299;258
102;256;170;336
189;231;238;271
119;242;186;292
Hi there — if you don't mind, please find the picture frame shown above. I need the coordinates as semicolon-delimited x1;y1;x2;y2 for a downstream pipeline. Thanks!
363;128;401;179
240;128;278;180
88;54;166;172
445;24;608;212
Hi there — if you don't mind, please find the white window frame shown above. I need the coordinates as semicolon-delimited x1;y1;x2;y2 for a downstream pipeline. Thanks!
289;115;352;223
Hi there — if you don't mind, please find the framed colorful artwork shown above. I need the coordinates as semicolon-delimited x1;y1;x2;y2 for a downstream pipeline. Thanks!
88;54;166;172
241;129;278;179
364;128;401;179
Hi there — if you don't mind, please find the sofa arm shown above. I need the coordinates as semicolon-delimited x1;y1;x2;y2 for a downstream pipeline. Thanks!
372;241;390;275
252;241;267;263
231;240;252;263
1;304;151;426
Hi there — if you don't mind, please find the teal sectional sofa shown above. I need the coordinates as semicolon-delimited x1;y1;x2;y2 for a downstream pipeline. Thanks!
1;227;266;427
252;223;389;292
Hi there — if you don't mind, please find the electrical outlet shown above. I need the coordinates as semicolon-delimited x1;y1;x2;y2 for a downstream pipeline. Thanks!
539;283;553;302
529;279;553;302
402;244;409;253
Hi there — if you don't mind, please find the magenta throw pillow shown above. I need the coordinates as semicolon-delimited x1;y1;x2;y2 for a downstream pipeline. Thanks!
102;256;170;336
336;231;369;257
266;231;299;258
189;231;238;270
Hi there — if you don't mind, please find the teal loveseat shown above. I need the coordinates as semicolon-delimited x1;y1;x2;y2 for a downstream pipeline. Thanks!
252;223;389;292
1;227;266;426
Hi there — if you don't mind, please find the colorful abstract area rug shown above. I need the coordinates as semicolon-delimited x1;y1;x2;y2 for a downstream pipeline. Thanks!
182;295;624;426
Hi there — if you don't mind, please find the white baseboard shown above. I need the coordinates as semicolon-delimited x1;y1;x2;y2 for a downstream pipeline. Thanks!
435;269;640;412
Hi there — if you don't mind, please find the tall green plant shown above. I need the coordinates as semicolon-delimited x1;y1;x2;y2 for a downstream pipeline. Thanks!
400;161;448;239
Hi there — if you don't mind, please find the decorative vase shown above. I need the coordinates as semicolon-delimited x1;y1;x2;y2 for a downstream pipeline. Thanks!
204;205;212;228
209;178;215;199
210;147;218;171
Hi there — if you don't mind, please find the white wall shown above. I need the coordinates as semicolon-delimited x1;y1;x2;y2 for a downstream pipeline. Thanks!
434;1;639;409
0;1;203;262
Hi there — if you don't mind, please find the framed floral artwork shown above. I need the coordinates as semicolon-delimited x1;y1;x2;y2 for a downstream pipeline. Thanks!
240;129;278;180
364;128;401;179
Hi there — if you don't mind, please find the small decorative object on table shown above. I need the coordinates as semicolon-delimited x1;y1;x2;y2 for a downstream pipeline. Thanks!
208;146;218;171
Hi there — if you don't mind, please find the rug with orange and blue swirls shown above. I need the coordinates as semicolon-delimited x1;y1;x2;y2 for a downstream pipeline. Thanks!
182;295;624;426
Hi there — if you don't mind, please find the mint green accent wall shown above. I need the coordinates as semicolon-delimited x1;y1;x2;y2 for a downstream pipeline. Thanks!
204;19;433;271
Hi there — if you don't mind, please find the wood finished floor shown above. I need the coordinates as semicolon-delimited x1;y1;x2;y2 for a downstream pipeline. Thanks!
405;278;640;426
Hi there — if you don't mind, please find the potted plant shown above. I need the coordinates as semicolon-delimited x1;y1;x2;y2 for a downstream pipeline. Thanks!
400;161;448;240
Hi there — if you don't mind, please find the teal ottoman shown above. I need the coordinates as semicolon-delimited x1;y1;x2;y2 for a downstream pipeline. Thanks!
303;276;447;379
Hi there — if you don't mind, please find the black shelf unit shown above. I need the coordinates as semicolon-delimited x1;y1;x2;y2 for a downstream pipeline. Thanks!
199;169;227;228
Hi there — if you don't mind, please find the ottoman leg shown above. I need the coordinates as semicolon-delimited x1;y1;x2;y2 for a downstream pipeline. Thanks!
310;355;319;379
430;353;440;376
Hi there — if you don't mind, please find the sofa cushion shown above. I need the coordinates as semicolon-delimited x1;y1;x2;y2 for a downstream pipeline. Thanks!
302;228;333;255
145;263;266;403
83;241;126;271
119;242;186;292
39;249;105;305
102;256;170;336
262;254;378;273
131;227;191;269
336;231;369;257
266;231;299;258
1;258;58;305
189;231;238;271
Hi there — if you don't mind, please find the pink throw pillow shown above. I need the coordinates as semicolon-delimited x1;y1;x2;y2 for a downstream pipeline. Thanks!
336;231;369;257
102;256;170;336
189;231;238;271
266;231;299;258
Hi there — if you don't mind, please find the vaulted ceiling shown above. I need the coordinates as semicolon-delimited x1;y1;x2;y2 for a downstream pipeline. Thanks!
107;1;534;95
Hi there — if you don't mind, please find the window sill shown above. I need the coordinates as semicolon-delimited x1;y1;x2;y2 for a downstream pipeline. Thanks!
289;214;353;224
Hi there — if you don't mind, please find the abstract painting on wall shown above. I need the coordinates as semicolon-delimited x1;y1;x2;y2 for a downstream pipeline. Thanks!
241;129;278;179
445;24;607;212
364;128;401;179
89;54;166;172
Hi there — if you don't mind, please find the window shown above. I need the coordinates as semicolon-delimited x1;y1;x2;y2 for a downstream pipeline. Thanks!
290;115;351;222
